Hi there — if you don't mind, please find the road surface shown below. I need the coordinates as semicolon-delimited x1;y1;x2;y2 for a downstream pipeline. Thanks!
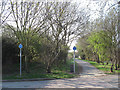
2;59;119;88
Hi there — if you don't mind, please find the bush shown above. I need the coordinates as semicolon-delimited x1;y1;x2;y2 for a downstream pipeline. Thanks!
2;36;19;74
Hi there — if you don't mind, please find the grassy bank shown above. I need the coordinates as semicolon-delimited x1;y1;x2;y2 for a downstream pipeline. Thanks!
3;59;78;80
78;59;120;74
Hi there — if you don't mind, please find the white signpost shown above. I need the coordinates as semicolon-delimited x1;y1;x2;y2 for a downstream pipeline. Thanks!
19;44;23;77
73;46;76;73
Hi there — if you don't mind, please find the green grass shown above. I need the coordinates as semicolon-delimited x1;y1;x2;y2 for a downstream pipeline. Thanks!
78;58;120;75
3;71;76;80
3;59;77;80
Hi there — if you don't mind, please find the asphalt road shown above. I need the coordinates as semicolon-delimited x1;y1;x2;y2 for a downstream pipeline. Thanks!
2;59;119;88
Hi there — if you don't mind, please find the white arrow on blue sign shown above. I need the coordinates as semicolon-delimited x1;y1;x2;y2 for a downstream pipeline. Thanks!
19;44;23;48
73;46;76;50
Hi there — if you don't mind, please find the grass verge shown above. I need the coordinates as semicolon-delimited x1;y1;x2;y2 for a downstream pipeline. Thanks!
77;58;120;75
3;59;78;80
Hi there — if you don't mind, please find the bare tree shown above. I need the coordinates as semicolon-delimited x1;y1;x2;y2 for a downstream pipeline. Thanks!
4;1;90;73
5;1;49;72
0;0;12;25
43;2;89;65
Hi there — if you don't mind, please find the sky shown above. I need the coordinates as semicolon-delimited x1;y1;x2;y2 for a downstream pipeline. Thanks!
68;0;118;52
69;0;100;52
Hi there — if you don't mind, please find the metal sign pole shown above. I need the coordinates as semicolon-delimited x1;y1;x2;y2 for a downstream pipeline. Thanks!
19;44;23;77
20;48;22;77
73;46;76;73
74;50;75;73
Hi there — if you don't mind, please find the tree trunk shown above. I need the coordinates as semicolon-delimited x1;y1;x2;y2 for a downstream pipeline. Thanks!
106;62;108;65
97;55;100;63
64;58;67;64
111;64;113;72
64;47;68;64
64;52;68;64
118;61;120;68
115;60;118;70
118;54;120;68
46;65;51;73
25;55;29;73
110;58;113;72
115;64;118;70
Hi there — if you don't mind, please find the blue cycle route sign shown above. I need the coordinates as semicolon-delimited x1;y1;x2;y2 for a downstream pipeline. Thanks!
19;44;23;49
73;46;76;50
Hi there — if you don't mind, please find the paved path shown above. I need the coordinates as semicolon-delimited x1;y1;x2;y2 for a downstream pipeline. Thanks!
76;60;118;88
2;59;119;88
76;59;106;76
